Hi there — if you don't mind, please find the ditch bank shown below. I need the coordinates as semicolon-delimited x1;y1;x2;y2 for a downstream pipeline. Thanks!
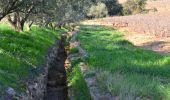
2;26;112;100
21;34;68;100
44;35;68;100
67;26;114;100
2;34;69;100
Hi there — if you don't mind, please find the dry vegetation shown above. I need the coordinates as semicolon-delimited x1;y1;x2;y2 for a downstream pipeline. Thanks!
82;0;170;54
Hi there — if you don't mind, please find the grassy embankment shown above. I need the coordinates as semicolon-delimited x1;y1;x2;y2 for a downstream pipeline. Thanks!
67;36;91;99
67;60;91;100
0;24;65;93
76;25;170;100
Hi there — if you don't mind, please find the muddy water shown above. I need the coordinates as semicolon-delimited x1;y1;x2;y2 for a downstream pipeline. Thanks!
44;36;68;100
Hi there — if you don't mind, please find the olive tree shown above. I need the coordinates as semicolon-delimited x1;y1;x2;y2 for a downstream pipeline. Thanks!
0;0;96;31
123;0;147;15
0;0;25;20
37;0;92;29
88;0;123;16
7;0;44;32
87;2;108;18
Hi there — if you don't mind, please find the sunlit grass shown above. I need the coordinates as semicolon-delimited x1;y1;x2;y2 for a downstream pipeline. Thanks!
67;60;91;100
0;24;65;92
77;25;170;100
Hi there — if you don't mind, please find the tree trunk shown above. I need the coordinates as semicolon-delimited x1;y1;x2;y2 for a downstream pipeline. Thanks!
7;14;17;30
57;23;62;29
26;21;33;31
45;22;50;27
29;21;33;28
17;23;23;32
17;21;24;32
16;12;26;32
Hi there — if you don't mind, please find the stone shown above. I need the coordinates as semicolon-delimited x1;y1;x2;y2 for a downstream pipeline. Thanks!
6;87;16;96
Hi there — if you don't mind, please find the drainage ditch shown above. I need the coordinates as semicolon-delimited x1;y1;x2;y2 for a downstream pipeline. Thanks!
44;35;68;100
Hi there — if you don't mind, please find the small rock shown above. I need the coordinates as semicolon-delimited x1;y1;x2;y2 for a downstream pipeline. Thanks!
26;90;29;94
85;77;97;86
33;83;38;90
6;87;16;96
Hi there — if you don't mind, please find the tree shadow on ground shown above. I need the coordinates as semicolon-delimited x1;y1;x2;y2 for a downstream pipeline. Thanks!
77;25;170;99
140;41;170;55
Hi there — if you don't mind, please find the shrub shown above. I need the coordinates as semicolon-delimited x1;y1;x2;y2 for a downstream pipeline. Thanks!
104;0;123;15
123;0;147;15
87;2;108;18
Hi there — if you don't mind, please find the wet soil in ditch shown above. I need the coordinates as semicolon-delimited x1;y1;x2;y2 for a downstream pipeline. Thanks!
44;36;68;100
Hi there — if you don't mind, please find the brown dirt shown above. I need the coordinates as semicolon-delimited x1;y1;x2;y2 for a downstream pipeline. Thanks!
124;30;170;55
82;0;170;55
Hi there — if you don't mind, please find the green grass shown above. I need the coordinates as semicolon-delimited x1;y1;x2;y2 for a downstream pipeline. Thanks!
67;60;91;100
69;47;79;54
77;25;170;100
0;24;65;93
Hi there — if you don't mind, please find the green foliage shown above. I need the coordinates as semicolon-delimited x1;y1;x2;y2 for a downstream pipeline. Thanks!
0;0;94;30
40;0;93;27
0;0;24;20
77;25;170;99
0;24;64;92
87;2;108;18
67;62;91;100
87;0;123;18
69;47;79;54
103;0;123;15
123;0;147;15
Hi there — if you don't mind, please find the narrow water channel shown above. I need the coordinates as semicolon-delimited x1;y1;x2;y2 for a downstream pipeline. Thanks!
44;36;68;100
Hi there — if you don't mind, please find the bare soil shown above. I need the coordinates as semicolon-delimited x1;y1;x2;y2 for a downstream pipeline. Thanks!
124;30;170;55
82;0;170;55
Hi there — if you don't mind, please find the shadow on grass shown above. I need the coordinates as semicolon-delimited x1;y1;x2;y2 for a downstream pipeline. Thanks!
77;25;170;99
141;41;170;55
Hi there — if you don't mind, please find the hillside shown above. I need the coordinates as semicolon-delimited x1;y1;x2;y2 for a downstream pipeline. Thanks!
119;0;170;13
146;0;170;14
82;0;170;55
74;25;170;99
0;0;170;99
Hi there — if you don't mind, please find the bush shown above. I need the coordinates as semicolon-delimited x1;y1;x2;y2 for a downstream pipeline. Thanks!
104;0;123;15
87;2;108;18
123;0;147;15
